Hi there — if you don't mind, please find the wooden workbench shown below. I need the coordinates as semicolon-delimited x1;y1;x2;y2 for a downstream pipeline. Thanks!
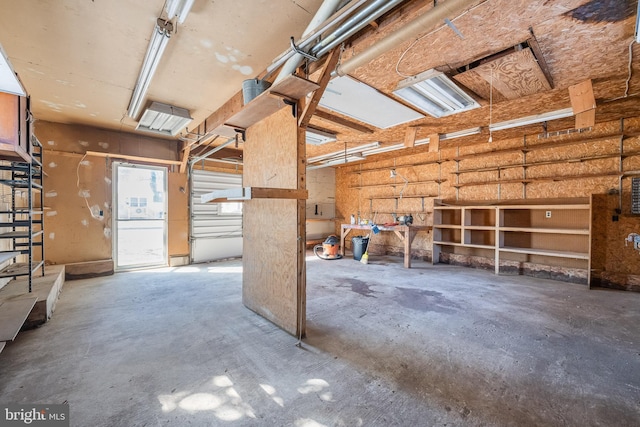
340;224;431;268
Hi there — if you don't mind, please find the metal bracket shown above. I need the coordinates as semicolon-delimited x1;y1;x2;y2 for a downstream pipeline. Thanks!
283;99;297;118
290;36;318;62
233;128;246;142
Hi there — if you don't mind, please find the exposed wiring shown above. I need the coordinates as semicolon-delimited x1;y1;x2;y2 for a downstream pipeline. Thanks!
395;0;490;78
76;154;102;220
601;37;638;103
625;38;635;98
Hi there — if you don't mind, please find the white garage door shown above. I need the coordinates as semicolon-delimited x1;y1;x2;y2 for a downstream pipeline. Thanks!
190;169;243;263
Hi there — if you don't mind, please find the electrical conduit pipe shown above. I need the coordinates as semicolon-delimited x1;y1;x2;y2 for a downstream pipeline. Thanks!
334;0;476;76
274;0;343;85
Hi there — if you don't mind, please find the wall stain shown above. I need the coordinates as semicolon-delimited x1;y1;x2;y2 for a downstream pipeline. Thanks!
565;0;634;23
341;278;378;298
394;287;460;313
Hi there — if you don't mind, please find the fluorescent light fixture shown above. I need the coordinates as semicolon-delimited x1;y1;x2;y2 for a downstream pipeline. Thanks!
489;108;574;131
394;69;479;118
439;127;481;141
306;128;336;145
165;0;195;24
307;155;364;170
307;142;379;164
127;24;171;119
319;76;423;129
0;43;25;96
360;138;430;156
136;101;192;136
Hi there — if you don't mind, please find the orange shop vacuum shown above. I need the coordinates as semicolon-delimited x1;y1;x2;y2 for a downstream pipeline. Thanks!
314;235;342;260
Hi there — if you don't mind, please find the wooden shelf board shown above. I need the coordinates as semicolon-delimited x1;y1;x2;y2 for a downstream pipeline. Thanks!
500;227;589;235
456;152;625;174
453;172;621;188
369;194;437;200
460;243;495;250
499;246;589;259
453;133;622;161
498;204;590;209
225;75;319;130
350;180;444;189
464;225;496;230
0;297;37;341
433;240;463;246
306;218;335;222
434;224;462;229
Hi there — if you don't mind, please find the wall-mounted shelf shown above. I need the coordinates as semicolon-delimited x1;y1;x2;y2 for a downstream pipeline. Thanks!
349;179;445;189
214;74;319;136
453;171;622;188
433;198;591;284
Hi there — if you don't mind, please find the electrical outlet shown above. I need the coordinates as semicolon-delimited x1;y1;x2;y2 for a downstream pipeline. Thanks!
545;211;551;218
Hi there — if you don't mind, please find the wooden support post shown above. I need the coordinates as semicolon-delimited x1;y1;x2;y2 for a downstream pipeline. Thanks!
429;133;440;153
404;127;417;148
296;101;307;338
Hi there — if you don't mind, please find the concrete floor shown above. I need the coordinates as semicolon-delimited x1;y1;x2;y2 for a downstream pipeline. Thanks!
1;254;639;426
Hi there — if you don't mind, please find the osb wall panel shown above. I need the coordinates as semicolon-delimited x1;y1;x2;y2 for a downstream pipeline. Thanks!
242;107;302;336
591;194;640;290
43;152;111;264
335;116;640;266
168;172;189;256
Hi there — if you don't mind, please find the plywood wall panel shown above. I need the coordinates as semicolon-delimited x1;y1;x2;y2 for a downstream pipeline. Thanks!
242;199;299;333
242;107;303;336
43;152;111;264
168;172;189;256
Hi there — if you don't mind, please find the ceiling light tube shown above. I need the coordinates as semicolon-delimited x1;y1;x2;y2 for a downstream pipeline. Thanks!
165;0;195;24
307;155;364;170
307;142;379;163
361;143;405;156
489;108;574;132
439;127;481;141
127;24;171;119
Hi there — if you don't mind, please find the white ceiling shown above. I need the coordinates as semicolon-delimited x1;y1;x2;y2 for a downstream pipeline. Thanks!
0;0;323;136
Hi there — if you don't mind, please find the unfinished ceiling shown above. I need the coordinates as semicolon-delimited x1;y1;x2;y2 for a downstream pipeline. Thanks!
0;0;323;135
0;0;639;165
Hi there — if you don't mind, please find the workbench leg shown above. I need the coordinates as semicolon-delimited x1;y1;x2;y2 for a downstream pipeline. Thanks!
404;229;419;268
340;228;352;257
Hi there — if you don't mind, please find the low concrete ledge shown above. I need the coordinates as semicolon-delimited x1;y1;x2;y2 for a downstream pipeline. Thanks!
65;259;114;280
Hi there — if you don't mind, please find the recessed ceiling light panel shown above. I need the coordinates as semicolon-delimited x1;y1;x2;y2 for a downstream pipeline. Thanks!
319;76;423;129
394;69;479;118
136;102;192;136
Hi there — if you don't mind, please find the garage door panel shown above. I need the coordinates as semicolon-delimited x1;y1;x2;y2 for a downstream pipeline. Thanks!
191;170;243;262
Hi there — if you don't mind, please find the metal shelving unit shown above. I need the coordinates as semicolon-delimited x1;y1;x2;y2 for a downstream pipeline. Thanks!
0;136;45;292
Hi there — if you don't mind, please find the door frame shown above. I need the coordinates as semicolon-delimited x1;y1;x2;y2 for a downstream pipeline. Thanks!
113;162;168;271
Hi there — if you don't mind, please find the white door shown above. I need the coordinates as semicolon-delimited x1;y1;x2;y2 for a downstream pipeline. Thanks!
114;163;168;270
190;169;243;263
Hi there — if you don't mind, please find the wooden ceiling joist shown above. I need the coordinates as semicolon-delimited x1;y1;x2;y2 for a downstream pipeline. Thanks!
312;109;374;134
